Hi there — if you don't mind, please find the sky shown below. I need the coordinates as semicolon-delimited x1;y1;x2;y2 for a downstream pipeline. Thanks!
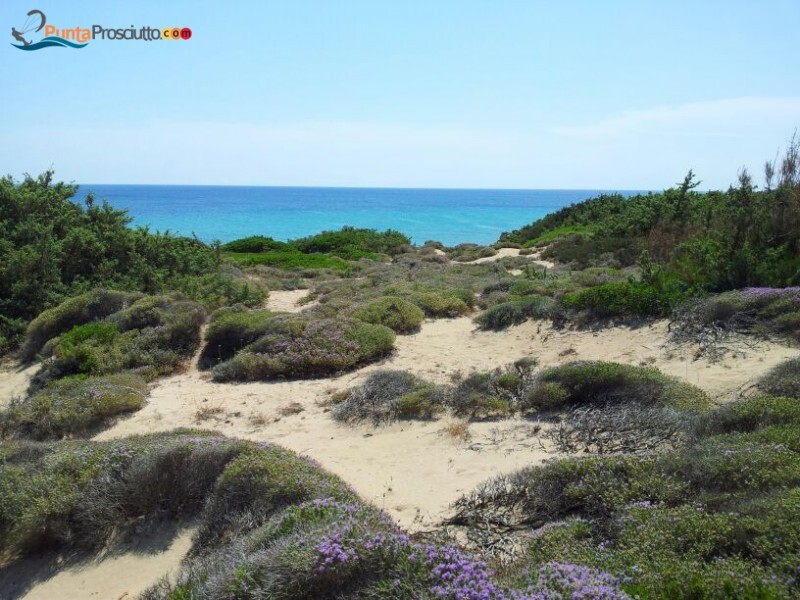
1;0;799;190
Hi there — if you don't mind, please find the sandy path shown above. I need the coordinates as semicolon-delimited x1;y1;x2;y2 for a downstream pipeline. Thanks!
0;363;37;408
266;289;314;313
469;247;555;269
0;526;193;600
95;318;798;532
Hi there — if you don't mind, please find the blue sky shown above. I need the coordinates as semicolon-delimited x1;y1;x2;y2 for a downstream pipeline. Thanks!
2;0;799;189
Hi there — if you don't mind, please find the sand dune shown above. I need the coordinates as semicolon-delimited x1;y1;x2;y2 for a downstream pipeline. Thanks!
0;292;797;599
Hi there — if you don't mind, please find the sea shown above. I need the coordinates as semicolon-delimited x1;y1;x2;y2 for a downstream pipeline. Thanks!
76;185;644;247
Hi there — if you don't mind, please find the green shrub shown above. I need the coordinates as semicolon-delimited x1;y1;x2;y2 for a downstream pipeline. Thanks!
446;243;497;262
290;226;411;256
30;294;206;387
194;445;356;548
562;282;682;319
0;373;147;440
21;289;141;362
221;235;288;253
212;316;395;381
758;357;800;399
353;296;425;333
474;295;556;330
198;306;276;369
332;370;444;424
224;250;350;271
694;395;800;437
527;361;711;413
410;290;472;318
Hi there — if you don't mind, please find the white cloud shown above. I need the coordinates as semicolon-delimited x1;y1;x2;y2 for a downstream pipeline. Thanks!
554;97;800;139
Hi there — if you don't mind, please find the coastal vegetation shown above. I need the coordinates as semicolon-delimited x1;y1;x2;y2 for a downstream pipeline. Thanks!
1;140;800;598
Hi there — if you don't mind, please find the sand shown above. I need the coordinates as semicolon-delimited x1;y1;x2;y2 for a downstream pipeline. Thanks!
0;525;194;600
94;299;798;531
0;363;38;409
469;247;555;269
1;291;797;598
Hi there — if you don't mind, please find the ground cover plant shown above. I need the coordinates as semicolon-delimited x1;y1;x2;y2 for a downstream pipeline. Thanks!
448;391;800;598
0;430;632;599
211;315;395;381
29;293;206;388
198;305;277;369
331;360;710;426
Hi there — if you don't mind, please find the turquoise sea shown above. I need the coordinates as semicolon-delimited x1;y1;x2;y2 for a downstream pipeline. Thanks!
77;185;644;247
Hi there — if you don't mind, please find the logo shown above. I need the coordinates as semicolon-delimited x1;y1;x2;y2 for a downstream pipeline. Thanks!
11;9;192;51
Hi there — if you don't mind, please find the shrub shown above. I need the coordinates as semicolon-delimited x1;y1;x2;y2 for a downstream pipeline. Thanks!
448;367;527;420
21;289;141;362
332;370;445;425
30;295;206;388
224;250;351;271
446;243;497;262
0;373;147;440
353;296;424;334
212;316;395;381
758;357;800;399
410;290;472;318
290;226;411;256
694;395;800;437
562;282;681;319
474;295;556;330
221;235;287;253
525;361;711;414
198;306;276;369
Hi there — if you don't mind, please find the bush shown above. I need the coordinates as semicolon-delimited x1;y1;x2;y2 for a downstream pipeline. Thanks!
30;294;206;388
670;288;800;359
353;296;425;334
0;373;147;440
198;306;276;369
221;235;287;253
474;295;556;330
21;289;141;362
224;250;351;271
562;282;682;319
290;226;411;256
526;361;711;414
332;370;445;425
410;290;472;318
212;316;395;381
448;362;537;419
694;395;800;437
446;243;497;262
758;357;800;399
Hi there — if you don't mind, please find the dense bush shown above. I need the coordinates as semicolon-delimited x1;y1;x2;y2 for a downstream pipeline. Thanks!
450;392;800;598
0;373;147;440
528;361;711;413
21;289;141;362
224;249;351;271
474;295;556;330
332;370;445;424
562;282;684;319
221;235;287;253
290;226;411;256
29;294;206;388
212;316;395;381
353;296;425;333
758;358;800;399
0;172;263;350
198;306;276;369
0;431;353;559
501;137;800;294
